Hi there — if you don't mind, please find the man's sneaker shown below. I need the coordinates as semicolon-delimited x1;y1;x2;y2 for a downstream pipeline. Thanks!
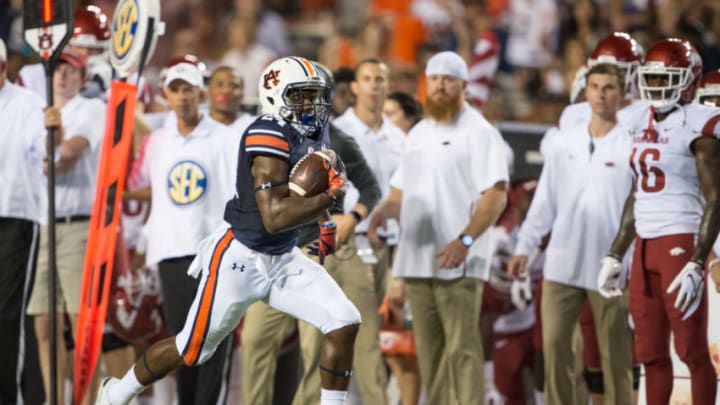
95;377;120;405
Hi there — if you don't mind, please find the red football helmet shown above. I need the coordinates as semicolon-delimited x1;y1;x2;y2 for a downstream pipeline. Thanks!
638;38;703;112
588;32;645;98
107;245;168;344
70;6;110;50
694;69;720;106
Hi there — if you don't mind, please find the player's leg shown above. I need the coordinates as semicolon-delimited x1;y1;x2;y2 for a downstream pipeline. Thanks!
540;280;586;404
292;319;324;405
241;301;295;404
266;248;361;404
588;290;633;405
493;330;532;405
657;234;717;404
100;229;268;404
629;238;672;405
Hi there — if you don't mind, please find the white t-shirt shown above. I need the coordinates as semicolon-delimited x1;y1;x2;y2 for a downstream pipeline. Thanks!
391;104;509;281
334;108;406;234
139;115;240;265
0;82;46;221
629;103;720;238
515;123;634;290
38;95;106;222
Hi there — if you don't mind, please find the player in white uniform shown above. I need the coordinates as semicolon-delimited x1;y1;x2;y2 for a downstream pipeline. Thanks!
599;38;720;405
698;70;720;294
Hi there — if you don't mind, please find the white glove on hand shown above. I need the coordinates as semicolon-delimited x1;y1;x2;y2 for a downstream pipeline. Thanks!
511;275;533;310
667;261;705;321
598;255;624;298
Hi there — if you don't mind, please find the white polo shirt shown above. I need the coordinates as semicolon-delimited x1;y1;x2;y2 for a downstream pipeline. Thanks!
515;123;634;290
0;82;46;222
333;108;405;233
391;103;509;281
38;95;106;223
140;115;238;266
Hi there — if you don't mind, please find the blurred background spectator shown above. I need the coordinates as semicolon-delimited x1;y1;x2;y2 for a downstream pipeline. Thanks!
2;0;719;137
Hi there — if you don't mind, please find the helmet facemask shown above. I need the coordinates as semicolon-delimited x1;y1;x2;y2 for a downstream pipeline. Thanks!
279;83;332;137
638;64;693;113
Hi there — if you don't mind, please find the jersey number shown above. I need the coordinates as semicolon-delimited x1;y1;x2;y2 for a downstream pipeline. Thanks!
630;147;665;193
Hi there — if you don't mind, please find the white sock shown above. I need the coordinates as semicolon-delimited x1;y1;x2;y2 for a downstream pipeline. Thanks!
534;389;544;405
108;367;147;405
320;388;348;405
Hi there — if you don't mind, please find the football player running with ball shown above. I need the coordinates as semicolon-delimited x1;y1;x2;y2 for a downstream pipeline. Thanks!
96;56;361;405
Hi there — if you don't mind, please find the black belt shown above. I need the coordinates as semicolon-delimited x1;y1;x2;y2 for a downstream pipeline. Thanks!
55;215;91;224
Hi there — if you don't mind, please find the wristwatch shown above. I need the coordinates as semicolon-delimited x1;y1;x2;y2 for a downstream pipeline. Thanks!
458;234;474;248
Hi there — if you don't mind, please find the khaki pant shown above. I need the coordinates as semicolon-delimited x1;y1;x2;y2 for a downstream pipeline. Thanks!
405;277;485;405
241;237;388;405
27;221;88;315
541;280;633;405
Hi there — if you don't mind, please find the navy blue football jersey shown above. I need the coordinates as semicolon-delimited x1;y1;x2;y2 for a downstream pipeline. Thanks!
224;115;329;254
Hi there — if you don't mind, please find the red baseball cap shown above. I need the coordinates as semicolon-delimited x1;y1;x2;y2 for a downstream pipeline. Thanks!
57;49;88;71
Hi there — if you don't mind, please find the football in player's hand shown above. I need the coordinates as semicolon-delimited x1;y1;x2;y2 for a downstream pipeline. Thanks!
289;150;338;197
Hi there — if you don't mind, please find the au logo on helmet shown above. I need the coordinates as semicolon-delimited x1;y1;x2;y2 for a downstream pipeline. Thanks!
264;69;281;90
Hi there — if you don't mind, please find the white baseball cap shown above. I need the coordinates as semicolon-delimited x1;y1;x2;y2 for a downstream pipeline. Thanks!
0;38;6;62
425;51;468;82
163;62;203;89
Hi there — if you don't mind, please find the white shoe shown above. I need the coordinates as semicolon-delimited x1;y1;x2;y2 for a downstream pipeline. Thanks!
96;377;120;405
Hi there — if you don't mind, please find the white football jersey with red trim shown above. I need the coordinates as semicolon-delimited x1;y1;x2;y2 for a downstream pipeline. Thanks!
630;103;720;238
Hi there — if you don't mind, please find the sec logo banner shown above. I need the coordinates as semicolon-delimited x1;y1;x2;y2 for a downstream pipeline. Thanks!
167;161;208;205
112;0;139;62
109;0;163;78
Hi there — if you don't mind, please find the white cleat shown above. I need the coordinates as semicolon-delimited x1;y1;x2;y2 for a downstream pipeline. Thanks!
95;377;120;405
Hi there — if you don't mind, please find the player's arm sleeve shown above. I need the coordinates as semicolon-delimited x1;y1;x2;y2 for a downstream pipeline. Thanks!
331;127;381;212
515;151;557;256
244;126;291;162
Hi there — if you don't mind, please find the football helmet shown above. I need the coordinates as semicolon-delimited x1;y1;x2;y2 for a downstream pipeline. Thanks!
258;56;332;136
638;38;703;113
70;6;110;63
694;69;720;106
588;32;645;98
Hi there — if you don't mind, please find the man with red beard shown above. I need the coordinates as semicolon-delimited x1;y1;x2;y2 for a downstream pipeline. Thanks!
370;51;509;405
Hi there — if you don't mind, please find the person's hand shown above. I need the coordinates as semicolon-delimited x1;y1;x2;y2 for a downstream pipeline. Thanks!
507;255;528;280
368;210;387;245
436;239;468;269
386;278;406;304
598;255;624;298
511;276;533;310
331;213;357;247
667;261;705;321
307;220;337;265
44;106;64;144
710;260;720;294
